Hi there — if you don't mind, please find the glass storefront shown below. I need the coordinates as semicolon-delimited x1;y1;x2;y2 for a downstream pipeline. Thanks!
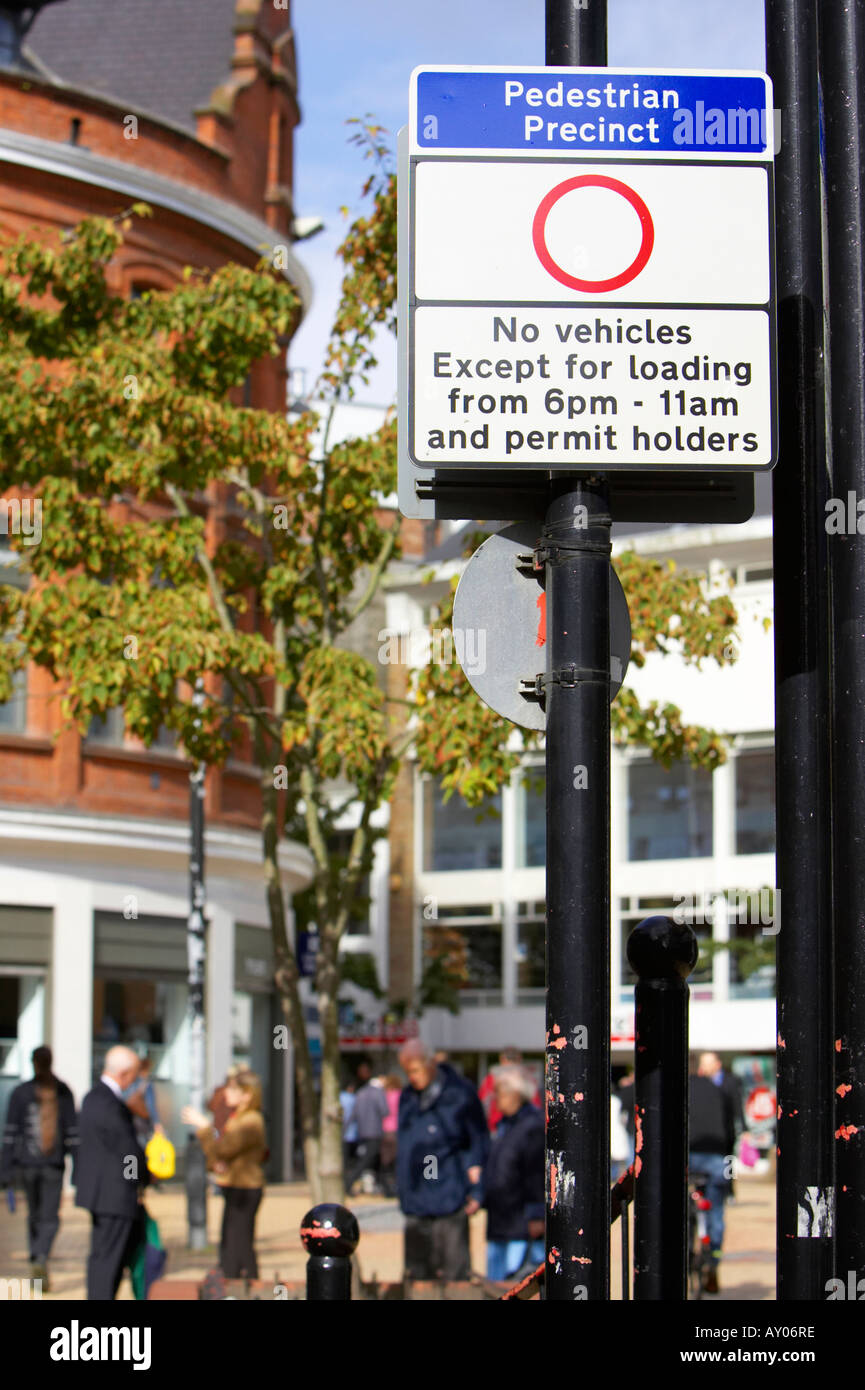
91;912;190;1165
233;924;281;1178
0;907;51;1123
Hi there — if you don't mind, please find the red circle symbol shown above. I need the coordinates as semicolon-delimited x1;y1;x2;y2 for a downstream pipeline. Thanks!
532;175;654;294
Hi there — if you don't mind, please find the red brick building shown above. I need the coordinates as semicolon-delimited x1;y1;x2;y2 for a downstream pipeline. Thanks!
0;0;313;1176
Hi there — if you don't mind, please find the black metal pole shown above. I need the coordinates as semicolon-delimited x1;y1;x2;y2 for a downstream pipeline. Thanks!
765;0;836;1297
818;0;865;1281
543;0;610;1304
186;681;208;1249
627;916;698;1300
543;480;612;1301
301;1204;359;1301
545;0;607;66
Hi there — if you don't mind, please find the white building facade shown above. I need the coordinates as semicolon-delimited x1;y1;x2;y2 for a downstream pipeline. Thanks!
0;810;314;1178
383;502;777;1127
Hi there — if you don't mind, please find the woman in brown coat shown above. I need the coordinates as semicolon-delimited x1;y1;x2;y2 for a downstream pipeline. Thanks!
182;1069;266;1279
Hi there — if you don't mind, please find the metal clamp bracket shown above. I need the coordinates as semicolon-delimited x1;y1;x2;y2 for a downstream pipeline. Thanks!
519;665;612;704
515;550;545;578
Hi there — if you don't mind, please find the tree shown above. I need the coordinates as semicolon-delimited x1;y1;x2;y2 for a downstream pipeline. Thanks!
0;127;739;1202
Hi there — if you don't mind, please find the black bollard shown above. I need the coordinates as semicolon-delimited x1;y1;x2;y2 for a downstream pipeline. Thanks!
300;1203;359;1301
627;915;698;1300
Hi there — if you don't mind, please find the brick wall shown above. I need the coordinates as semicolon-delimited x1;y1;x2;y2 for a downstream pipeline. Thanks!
0;0;298;831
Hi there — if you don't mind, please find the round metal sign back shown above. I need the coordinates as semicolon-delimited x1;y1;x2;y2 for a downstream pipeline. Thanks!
452;523;631;731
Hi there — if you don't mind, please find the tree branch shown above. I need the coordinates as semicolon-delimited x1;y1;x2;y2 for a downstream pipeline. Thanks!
346;517;400;626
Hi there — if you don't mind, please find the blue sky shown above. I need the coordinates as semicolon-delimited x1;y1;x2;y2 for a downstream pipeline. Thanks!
289;0;765;403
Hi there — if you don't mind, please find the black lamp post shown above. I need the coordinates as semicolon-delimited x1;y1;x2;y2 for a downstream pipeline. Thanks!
186;680;208;1250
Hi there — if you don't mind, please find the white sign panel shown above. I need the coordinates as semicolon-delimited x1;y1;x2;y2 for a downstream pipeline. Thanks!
414;162;771;304
398;66;777;515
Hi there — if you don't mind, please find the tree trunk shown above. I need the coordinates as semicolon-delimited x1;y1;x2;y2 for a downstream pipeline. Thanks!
258;747;322;1202
317;926;345;1203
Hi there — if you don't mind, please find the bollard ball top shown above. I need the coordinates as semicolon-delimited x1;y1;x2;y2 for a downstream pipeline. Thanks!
626;915;698;981
300;1203;359;1257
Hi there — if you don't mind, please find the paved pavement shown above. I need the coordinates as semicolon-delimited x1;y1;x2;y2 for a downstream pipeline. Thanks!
0;1174;775;1300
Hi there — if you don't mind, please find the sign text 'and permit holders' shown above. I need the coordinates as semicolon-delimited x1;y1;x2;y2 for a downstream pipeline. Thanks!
398;67;777;517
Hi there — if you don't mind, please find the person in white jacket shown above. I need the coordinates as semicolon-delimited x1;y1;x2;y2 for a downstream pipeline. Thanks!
610;1089;631;1181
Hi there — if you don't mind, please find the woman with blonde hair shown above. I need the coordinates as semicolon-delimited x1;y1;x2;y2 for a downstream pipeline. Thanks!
182;1069;266;1279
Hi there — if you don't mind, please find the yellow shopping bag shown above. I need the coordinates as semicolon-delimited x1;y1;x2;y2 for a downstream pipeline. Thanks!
145;1131;176;1180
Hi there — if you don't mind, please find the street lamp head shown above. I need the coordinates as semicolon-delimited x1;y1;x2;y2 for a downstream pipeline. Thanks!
0;1;69;70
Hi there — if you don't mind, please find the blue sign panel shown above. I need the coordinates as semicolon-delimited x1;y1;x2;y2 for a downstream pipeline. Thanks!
413;68;771;156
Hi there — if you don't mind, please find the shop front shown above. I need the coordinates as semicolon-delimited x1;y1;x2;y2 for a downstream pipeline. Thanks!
0;809;314;1179
0;906;52;1123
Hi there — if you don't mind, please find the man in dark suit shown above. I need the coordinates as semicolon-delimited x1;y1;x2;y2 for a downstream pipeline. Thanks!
75;1045;149;1300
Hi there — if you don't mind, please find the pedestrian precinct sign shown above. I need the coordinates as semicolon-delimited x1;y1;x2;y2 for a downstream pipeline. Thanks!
398;67;777;516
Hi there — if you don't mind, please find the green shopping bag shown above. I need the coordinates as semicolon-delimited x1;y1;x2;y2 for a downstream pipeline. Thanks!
130;1211;167;1300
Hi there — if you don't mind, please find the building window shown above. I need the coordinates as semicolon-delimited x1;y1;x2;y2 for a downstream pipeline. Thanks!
516;769;545;868
735;748;775;854
86;708;125;746
727;889;777;998
0;668;26;733
152;723;177;753
0;541;27;732
627;759;713;861
422;779;502;871
515;899;545;997
737;563;774;584
85;707;176;752
422;905;502;1003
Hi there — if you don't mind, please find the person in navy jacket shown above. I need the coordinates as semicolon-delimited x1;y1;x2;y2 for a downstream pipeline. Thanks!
481;1065;545;1281
396;1040;489;1281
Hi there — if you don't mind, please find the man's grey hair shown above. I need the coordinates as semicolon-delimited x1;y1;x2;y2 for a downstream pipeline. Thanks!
398;1038;436;1066
492;1063;535;1102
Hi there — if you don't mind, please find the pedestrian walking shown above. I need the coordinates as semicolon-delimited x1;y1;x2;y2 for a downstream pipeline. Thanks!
397;1039;489;1281
478;1048;540;1132
346;1070;389;1196
75;1045;149;1301
183;1068;266;1280
610;1087;631;1182
123;1053;163;1148
698;1050;745;1196
207;1064;242;1137
689;1059;737;1294
699;1051;745;1136
482;1065;545;1281
379;1074;401;1198
340;1078;358;1186
617;1069;636;1166
0;1044;78;1290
